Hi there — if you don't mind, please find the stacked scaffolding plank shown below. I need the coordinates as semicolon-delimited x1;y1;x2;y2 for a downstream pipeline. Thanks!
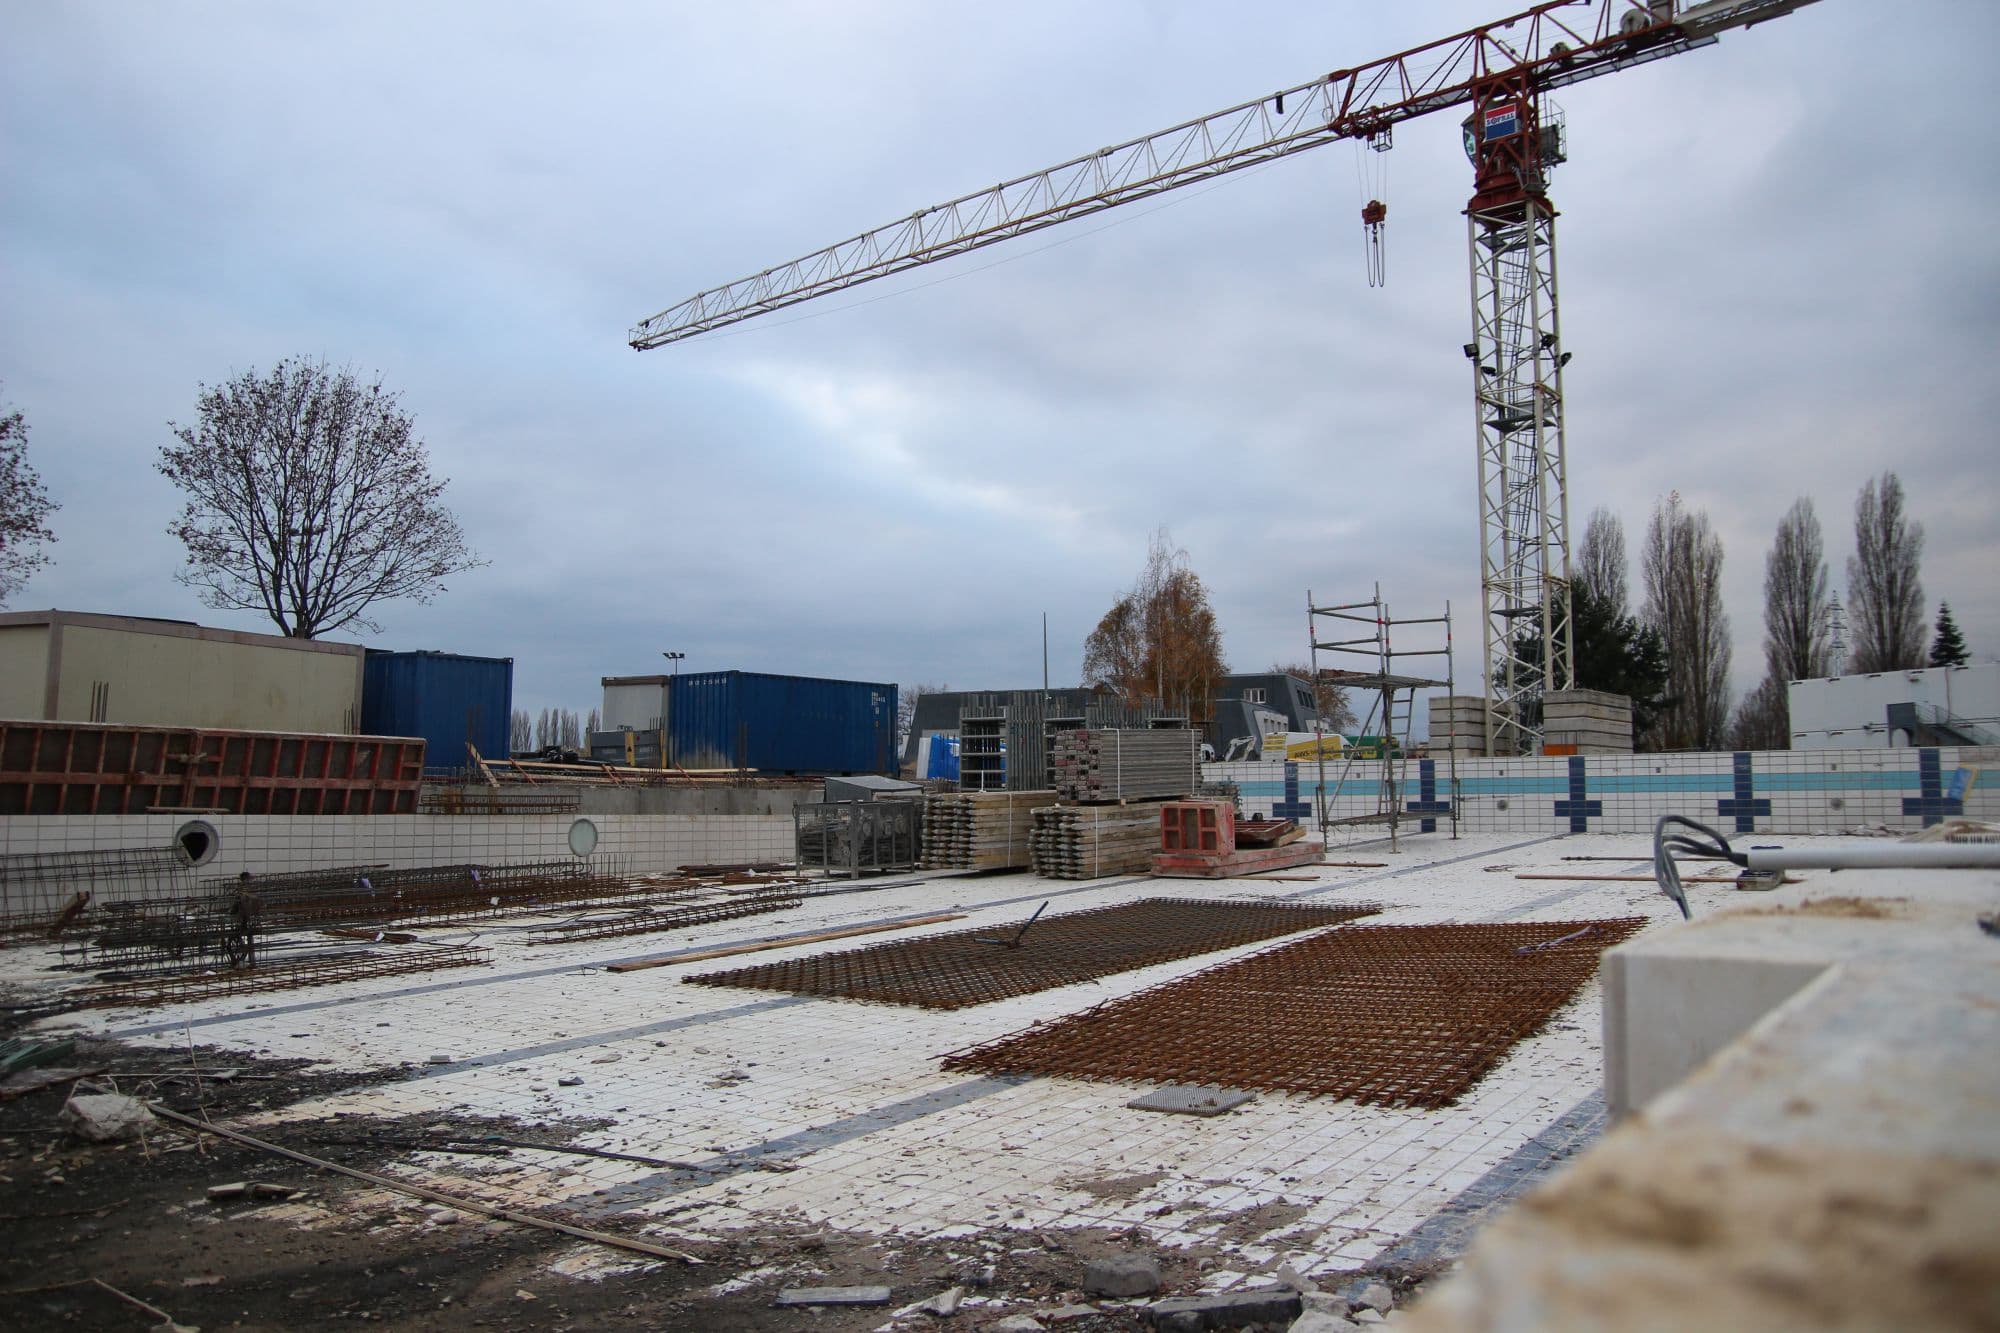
920;790;1051;870
1031;800;1172;879
1050;728;1198;803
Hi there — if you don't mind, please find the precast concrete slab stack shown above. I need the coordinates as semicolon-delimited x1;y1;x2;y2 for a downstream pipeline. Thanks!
1542;689;1634;754
1428;695;1492;757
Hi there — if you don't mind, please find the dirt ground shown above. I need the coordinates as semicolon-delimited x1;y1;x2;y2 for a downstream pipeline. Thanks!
0;1029;1434;1332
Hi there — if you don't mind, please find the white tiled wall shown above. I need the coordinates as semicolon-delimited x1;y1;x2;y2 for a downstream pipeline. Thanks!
1210;745;2000;836
0;812;793;906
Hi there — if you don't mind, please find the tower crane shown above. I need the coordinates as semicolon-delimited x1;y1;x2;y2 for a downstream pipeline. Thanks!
630;0;1820;755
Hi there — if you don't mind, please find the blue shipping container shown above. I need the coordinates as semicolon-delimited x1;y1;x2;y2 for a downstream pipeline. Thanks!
362;650;514;774
668;671;896;775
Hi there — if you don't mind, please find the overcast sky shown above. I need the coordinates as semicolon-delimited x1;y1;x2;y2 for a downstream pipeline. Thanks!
4;2;1995;723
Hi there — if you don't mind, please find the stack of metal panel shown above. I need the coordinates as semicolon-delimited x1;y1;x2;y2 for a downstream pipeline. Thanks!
1050;728;1199;803
796;800;920;877
954;693;1184;793
1030;800;1172;879
920;789;1051;870
957;709;1009;792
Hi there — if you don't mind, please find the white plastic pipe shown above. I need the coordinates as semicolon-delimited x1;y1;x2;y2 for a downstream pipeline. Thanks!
1740;843;2000;871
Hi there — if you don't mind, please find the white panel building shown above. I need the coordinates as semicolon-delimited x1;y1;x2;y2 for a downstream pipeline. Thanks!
1789;662;2000;749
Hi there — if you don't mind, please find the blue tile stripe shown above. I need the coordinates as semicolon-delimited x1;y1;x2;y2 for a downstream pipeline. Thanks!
1552;755;1601;833
1407;757;1452;833
1716;751;1771;833
1273;761;1312;822
1228;766;1932;803
1903;748;1964;828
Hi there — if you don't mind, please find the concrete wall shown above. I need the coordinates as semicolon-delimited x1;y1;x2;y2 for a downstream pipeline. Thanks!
58;623;362;730
0;810;793;908
0;624;49;717
1210;743;2000;835
0;611;364;732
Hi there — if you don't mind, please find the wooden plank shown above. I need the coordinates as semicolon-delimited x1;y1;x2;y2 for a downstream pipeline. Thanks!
605;913;966;973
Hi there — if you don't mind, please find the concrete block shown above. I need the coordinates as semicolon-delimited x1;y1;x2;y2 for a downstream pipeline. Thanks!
773;1285;892;1307
1403;867;2000;1333
1289;1314;1361;1333
1148;1286;1302;1329
1084;1253;1162;1297
58;1092;154;1142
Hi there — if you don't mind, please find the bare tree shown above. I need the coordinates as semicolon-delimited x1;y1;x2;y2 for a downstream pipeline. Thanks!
1847;471;1926;672
1082;528;1227;723
1763;498;1832;683
0;394;59;607
1641;493;1732;750
1731;497;1831;749
1729;675;1789;751
1574;506;1628;617
157;358;484;638
509;709;533;753
897;680;947;757
586;707;601;736
558;709;581;749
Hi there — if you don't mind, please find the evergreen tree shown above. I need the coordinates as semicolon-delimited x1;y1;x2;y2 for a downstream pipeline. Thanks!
1509;583;1668;744
1929;602;1969;668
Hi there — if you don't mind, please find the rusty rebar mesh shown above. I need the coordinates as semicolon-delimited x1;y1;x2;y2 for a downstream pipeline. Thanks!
941;918;1646;1109
1;846;193;940
226;860;636;929
686;898;1382;1010
69;945;491;1009
527;887;804;944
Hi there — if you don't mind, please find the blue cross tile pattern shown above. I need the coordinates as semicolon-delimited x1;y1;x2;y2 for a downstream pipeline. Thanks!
1407;758;1454;833
1903;748;1965;828
1716;751;1772;833
1551;755;1602;833
1273;761;1313;822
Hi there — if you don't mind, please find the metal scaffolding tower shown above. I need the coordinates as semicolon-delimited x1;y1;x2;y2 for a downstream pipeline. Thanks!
1308;588;1458;852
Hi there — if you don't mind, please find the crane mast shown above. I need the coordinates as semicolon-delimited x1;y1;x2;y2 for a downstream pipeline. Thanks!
1466;78;1571;756
631;0;1818;753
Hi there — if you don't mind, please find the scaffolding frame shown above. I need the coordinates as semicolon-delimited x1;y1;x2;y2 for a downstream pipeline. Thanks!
1307;587;1459;852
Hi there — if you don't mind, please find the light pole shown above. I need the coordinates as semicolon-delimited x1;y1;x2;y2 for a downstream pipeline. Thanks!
662;652;685;768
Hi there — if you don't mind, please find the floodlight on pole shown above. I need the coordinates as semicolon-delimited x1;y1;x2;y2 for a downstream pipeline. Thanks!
661;652;687;768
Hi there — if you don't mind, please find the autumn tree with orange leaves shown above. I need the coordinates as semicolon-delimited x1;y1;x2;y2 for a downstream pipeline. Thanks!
1082;529;1227;724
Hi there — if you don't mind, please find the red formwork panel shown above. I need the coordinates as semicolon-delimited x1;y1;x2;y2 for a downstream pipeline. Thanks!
1159;800;1235;855
0;720;426;815
1153;840;1326;879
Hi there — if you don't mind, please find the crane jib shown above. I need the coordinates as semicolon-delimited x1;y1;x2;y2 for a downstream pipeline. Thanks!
630;1;1807;348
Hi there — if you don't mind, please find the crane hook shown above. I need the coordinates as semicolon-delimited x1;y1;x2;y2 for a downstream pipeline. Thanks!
1361;199;1388;287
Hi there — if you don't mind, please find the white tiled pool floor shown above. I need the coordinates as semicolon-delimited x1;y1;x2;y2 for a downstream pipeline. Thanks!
29;829;1708;1277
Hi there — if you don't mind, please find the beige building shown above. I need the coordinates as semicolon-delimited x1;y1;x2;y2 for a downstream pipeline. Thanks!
0;610;364;733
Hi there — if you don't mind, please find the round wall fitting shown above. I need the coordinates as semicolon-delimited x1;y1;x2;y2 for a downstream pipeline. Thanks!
175;819;220;867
